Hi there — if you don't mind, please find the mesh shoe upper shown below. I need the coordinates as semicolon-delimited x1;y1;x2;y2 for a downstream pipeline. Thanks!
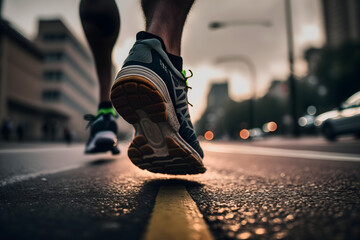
85;113;118;143
120;34;204;158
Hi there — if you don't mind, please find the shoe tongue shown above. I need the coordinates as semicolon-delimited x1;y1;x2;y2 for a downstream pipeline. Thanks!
167;53;183;72
136;31;183;72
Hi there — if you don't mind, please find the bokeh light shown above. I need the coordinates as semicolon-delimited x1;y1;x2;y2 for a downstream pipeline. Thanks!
204;131;214;141
239;129;250;139
307;105;317;115
262;124;269;133
267;122;277;132
298;117;307;127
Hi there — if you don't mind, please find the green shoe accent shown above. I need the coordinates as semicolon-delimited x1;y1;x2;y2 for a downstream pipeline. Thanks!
182;69;193;88
96;108;117;117
181;70;194;107
181;70;187;78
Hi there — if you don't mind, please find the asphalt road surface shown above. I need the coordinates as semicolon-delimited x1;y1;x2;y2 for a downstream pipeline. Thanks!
1;137;360;240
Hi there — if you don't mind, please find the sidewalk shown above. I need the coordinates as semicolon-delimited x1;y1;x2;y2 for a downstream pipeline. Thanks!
207;135;360;154
0;141;84;150
246;135;343;145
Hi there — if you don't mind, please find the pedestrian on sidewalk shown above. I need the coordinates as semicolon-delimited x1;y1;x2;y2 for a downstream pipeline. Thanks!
1;118;13;141
16;123;24;142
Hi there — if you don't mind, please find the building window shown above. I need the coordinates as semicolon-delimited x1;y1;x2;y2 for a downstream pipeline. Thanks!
45;52;63;62
43;33;92;63
44;52;94;86
42;90;60;101
43;71;63;82
43;33;67;42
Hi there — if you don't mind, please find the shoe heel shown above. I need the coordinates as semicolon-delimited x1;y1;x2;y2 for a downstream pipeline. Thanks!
111;76;168;124
95;138;115;151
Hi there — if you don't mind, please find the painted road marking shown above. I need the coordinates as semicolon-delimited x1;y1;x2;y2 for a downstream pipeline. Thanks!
0;145;127;186
144;184;214;240
0;165;85;187
203;143;360;162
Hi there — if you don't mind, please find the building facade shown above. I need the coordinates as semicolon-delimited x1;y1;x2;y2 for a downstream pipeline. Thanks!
195;81;230;135
0;18;98;141
322;0;360;46
34;19;98;140
0;19;66;140
207;81;230;113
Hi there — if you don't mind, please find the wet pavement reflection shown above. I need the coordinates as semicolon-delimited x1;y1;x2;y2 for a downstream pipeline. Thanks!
1;142;360;239
183;153;360;240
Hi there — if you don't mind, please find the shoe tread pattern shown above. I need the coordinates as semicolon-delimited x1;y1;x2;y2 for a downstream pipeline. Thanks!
111;76;167;124
111;76;205;175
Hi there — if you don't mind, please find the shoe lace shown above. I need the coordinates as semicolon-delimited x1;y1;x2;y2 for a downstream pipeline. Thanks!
84;114;96;129
182;69;194;107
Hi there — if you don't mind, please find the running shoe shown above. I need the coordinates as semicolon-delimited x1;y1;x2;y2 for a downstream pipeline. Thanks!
110;32;205;175
84;107;120;155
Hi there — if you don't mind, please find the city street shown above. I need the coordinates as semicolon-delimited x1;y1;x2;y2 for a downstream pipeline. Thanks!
1;137;360;240
1;0;360;239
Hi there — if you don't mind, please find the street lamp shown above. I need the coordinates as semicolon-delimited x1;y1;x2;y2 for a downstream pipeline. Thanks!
215;55;257;131
209;2;298;136
284;0;299;137
209;20;272;30
209;19;270;131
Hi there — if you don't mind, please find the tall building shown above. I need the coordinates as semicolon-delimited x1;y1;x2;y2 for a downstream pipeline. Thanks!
0;19;67;140
266;80;288;100
34;19;98;140
0;18;97;141
195;81;231;138
207;81;230;113
202;81;230;128
0;0;3;17
322;0;360;46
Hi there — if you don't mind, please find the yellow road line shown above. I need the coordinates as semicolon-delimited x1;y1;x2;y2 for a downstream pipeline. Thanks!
144;184;214;240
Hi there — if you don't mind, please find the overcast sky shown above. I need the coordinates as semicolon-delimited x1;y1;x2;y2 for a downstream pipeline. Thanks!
3;0;325;121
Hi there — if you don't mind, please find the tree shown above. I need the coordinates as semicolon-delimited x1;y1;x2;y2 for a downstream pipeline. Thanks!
315;42;360;107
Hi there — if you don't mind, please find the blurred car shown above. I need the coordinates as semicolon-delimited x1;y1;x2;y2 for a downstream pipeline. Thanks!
315;91;360;141
298;115;315;128
249;128;265;139
298;114;317;135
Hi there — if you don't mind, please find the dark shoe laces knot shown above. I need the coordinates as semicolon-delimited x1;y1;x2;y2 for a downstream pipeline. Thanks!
84;109;117;129
84;114;96;129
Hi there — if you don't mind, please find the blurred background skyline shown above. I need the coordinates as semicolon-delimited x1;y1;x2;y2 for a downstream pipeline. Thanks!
1;0;359;142
2;0;324;120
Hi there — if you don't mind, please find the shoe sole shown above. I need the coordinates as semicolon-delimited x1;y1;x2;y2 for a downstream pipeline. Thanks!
111;65;206;175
